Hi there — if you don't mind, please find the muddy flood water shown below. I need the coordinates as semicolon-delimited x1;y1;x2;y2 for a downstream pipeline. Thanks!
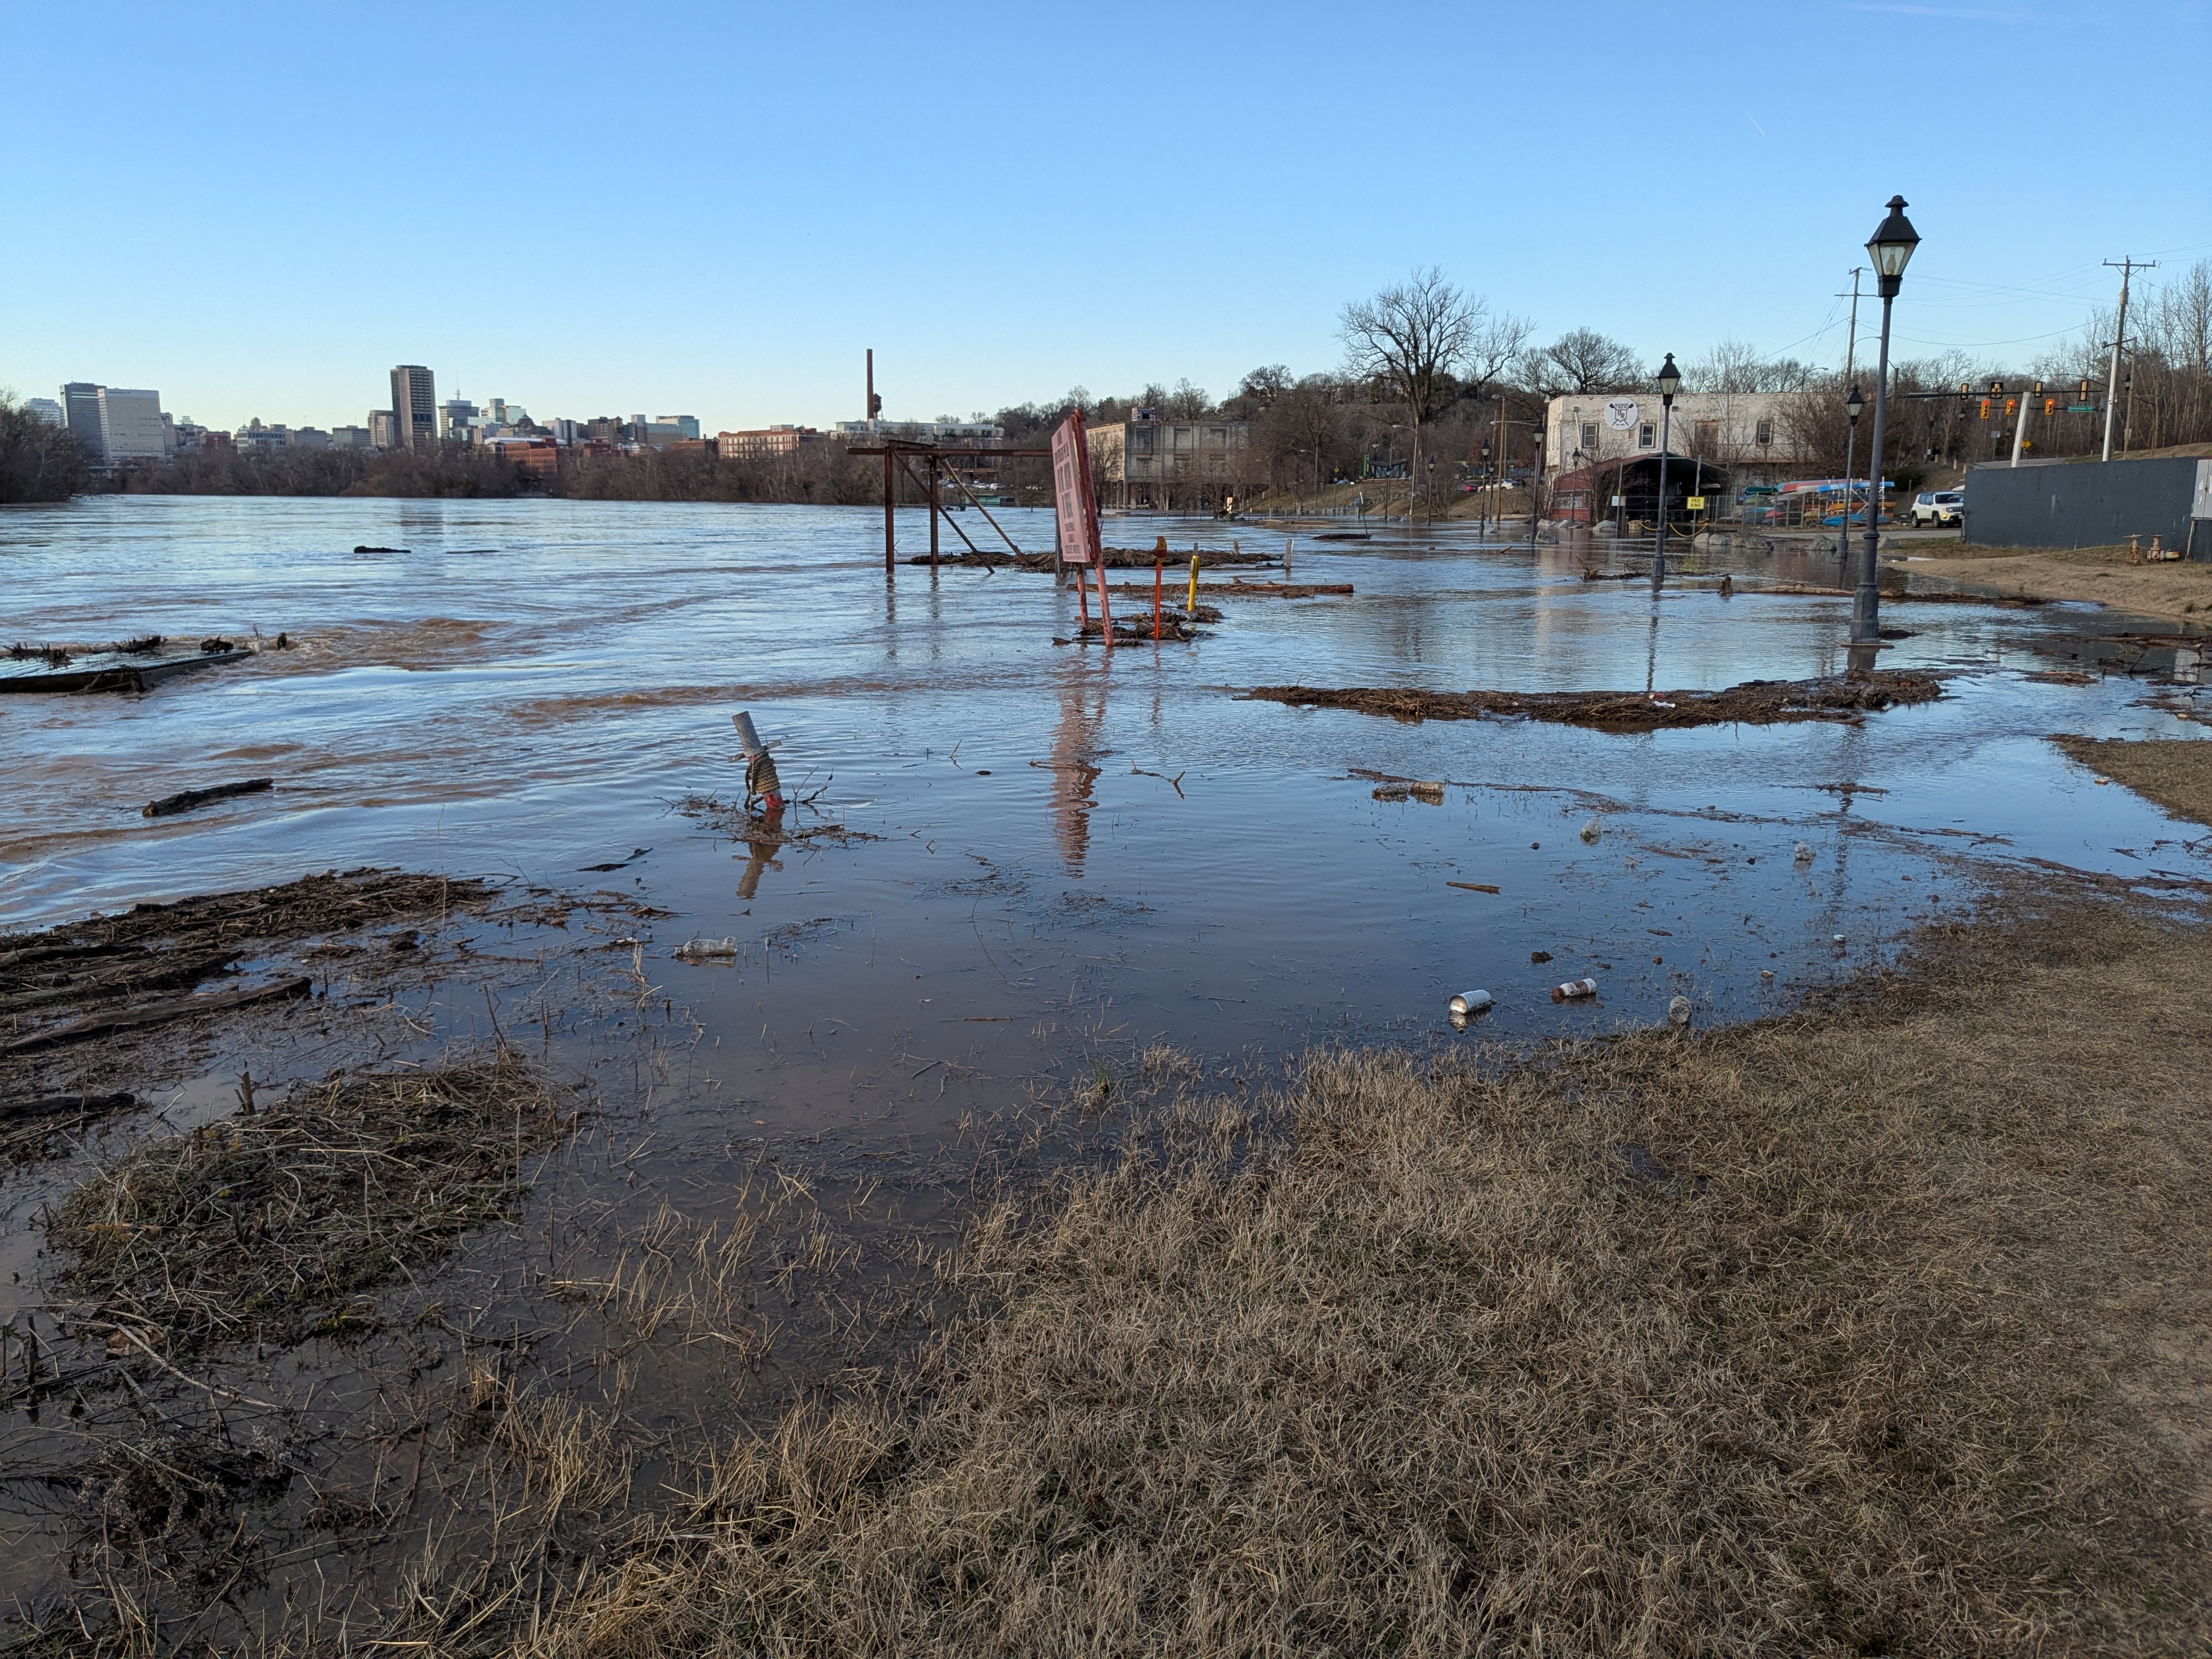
3;494;2209;1647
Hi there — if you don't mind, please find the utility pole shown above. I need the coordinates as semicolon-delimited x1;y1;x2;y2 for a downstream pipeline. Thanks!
2102;258;2152;462
1838;268;1864;551
2010;382;2034;466
1838;268;1864;416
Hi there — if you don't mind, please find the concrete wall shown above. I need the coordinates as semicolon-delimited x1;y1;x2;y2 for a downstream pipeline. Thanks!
1963;456;2211;554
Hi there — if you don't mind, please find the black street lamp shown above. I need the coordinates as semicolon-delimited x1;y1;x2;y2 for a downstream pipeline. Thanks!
1853;194;1920;646
1842;383;1864;557
1652;352;1680;584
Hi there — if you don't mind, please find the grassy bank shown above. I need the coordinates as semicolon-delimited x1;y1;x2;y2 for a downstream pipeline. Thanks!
2052;735;2212;823
541;888;2212;1657
1909;539;2212;623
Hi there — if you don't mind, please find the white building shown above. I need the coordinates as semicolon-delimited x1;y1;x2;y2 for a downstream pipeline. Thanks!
97;387;170;461
1544;390;1813;477
26;397;65;427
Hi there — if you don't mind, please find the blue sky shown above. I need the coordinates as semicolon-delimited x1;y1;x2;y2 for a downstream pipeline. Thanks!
5;1;2208;433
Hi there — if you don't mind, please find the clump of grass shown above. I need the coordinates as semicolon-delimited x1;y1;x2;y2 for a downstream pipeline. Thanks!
52;1051;573;1353
540;891;2211;1657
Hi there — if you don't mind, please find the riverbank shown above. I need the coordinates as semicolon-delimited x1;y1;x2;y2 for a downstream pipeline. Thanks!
536;880;2212;1656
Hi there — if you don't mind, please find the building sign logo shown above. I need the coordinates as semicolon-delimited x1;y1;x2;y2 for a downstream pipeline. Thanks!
1603;398;1639;432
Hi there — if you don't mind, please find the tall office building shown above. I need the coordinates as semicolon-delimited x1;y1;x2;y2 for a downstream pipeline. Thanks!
390;365;436;450
369;410;398;448
61;382;106;461
97;388;169;461
26;397;65;427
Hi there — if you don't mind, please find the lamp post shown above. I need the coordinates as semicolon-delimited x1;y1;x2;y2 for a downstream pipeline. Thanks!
1841;383;1864;564
1652;353;1680;585
1852;195;1919;648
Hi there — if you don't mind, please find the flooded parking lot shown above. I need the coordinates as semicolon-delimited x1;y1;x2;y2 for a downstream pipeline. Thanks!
5;496;2206;1094
4;494;2209;1645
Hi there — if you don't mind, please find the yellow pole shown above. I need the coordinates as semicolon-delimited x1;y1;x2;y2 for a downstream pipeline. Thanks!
1188;553;1199;614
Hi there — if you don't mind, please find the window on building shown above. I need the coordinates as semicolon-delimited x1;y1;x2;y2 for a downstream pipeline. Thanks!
1692;420;1719;452
1638;423;1655;448
1579;422;1598;452
1755;418;1773;445
1131;427;1154;454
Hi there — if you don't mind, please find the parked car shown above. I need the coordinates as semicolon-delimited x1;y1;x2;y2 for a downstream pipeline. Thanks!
1910;490;1964;527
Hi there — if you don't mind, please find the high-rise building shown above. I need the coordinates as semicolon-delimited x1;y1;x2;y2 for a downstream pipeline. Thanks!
369;410;398;448
61;383;106;461
658;415;701;442
390;365;436;450
25;397;65;427
97;388;169;461
439;397;478;441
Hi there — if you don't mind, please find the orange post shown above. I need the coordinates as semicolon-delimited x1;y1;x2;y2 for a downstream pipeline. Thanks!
1154;558;1163;641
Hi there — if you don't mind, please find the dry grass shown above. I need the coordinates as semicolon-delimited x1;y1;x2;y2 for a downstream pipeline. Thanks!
2052;735;2212;825
535;891;2211;1657
50;1049;573;1352
1905;541;2212;622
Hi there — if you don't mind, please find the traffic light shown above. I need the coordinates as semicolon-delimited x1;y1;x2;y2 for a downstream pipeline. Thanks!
2044;397;2056;415
1978;399;1991;419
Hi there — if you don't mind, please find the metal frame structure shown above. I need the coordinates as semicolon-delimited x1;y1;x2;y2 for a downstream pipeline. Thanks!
844;439;1052;572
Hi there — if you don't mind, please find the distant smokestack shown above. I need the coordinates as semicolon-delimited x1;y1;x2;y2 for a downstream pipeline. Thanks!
866;348;882;427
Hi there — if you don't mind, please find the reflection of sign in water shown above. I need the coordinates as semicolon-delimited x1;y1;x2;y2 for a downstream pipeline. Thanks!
1051;415;1099;565
1604;397;1639;431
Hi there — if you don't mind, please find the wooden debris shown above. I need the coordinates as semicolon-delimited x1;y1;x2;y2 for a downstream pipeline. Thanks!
144;778;273;818
2;977;312;1055
1248;671;1944;732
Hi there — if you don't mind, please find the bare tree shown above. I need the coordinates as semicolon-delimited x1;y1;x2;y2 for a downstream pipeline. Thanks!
1463;312;1534;398
1167;378;1211;420
0;392;92;502
1526;328;1644;397
1339;267;1484;506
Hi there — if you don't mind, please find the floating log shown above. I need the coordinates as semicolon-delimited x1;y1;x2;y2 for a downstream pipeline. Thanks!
144;778;273;819
0;650;252;695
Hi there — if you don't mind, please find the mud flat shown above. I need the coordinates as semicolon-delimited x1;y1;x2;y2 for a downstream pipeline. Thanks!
1246;670;1943;732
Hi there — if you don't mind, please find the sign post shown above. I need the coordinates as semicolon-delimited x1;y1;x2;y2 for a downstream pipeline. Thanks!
1052;413;1112;644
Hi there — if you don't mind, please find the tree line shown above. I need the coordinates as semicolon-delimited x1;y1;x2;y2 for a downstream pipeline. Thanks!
12;258;2208;509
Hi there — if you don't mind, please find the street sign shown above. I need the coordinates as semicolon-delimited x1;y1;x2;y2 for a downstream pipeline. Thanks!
1686;495;1707;511
1051;414;1099;565
1603;397;1639;431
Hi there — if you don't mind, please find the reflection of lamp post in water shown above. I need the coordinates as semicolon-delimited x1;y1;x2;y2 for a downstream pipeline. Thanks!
1853;195;1920;649
1652;353;1680;586
1841;382;1864;569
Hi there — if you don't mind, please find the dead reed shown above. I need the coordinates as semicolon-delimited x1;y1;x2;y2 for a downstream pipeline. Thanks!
534;889;2210;1657
50;1049;573;1353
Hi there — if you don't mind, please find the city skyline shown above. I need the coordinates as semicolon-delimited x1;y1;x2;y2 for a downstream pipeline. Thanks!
6;3;2209;435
